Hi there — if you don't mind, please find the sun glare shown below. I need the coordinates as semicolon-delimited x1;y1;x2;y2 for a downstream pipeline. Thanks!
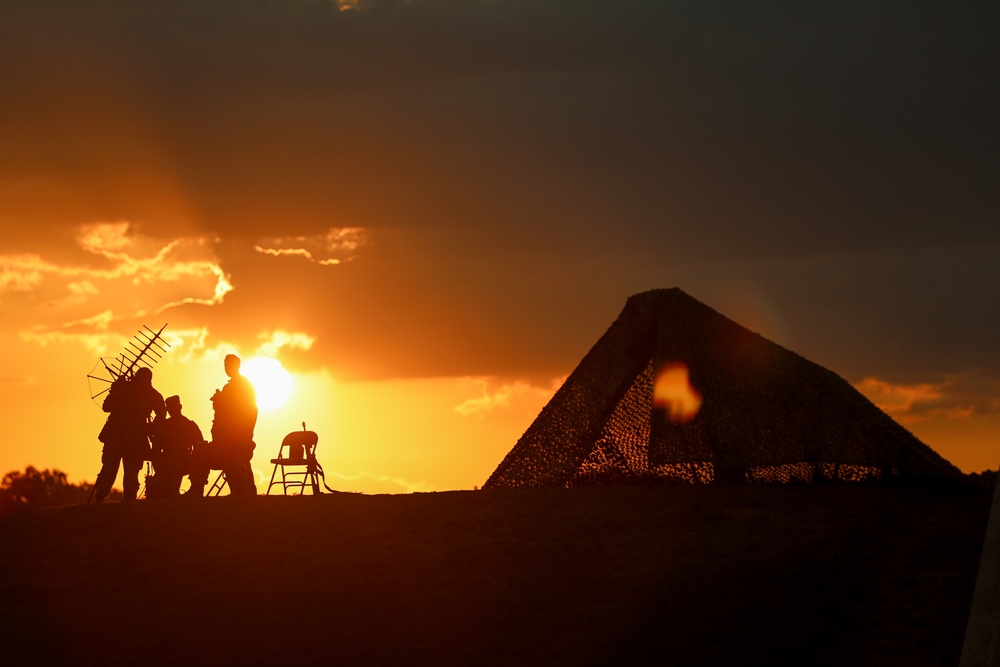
241;357;294;411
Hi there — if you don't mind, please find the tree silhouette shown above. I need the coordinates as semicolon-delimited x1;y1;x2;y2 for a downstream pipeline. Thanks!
0;466;119;515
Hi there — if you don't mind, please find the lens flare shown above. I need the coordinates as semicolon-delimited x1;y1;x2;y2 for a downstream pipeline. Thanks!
652;362;702;422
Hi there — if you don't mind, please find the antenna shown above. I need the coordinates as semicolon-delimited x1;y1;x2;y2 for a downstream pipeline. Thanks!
87;324;171;403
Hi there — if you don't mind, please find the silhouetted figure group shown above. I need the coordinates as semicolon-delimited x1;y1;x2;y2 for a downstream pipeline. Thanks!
94;354;257;501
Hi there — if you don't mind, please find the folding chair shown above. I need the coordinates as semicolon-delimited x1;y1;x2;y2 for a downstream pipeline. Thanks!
266;425;321;495
207;471;228;496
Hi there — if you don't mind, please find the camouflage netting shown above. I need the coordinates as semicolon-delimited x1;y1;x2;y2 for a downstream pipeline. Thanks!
484;288;962;488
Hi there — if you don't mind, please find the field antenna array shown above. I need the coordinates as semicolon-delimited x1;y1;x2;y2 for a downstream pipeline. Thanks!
87;324;170;403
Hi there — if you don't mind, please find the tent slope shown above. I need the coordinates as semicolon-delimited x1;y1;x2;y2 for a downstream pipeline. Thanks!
485;288;960;489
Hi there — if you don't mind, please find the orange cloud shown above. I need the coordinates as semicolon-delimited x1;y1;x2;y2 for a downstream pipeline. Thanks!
0;256;46;293
854;374;998;425
255;330;316;357
922;406;976;421
334;0;409;11
453;376;562;418
854;377;946;417
6;222;230;348
159;327;213;362
254;227;368;266
19;311;122;355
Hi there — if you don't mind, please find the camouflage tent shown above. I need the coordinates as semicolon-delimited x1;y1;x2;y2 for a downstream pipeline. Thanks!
485;288;960;488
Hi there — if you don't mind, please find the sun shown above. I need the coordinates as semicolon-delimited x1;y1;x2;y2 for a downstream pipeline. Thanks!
241;357;294;411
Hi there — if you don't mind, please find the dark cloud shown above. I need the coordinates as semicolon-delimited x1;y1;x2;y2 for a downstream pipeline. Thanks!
2;1;998;386
3;1;996;240
703;246;1000;380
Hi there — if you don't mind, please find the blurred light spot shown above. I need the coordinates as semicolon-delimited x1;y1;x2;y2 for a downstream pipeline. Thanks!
653;362;702;422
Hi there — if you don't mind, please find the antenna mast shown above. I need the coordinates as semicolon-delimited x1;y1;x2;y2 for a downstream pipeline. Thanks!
87;324;171;402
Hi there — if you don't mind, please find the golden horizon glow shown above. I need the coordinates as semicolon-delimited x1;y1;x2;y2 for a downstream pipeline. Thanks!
241;357;294;411
653;362;703;423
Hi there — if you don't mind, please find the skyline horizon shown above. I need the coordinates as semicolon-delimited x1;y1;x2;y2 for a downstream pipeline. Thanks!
5;284;993;496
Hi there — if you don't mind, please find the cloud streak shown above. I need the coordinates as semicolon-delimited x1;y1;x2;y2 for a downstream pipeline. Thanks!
254;228;368;266
856;373;1000;425
6;222;231;352
454;376;561;418
255;330;316;357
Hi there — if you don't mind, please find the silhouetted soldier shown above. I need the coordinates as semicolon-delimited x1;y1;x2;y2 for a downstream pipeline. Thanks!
95;367;165;502
188;354;258;496
148;395;205;497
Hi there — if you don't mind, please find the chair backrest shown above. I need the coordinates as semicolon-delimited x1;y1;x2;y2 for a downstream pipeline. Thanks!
281;429;318;462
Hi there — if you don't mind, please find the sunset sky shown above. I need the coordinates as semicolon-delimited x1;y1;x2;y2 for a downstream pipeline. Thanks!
1;1;998;494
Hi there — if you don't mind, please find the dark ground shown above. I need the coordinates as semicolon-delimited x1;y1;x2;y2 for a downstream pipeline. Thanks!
0;483;991;666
